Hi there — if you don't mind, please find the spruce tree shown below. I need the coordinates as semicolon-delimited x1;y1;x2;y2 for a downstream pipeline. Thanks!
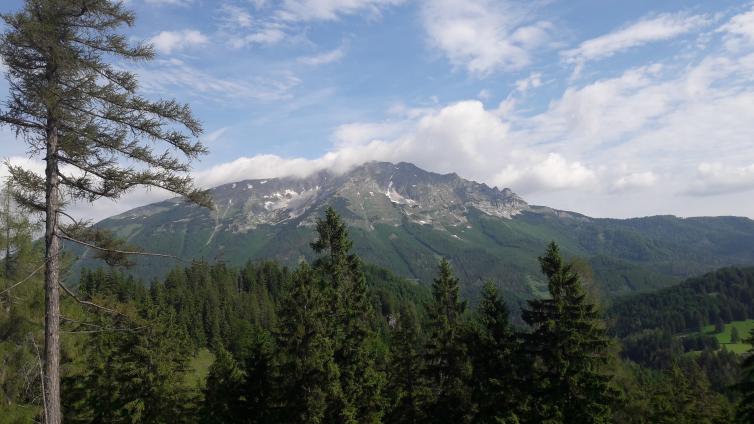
237;329;276;423
386;303;427;424
201;347;245;424
521;242;614;423
311;206;384;423
731;326;740;344
275;263;340;424
423;258;472;424
468;281;519;423
735;329;754;423
0;1;209;420
63;306;198;423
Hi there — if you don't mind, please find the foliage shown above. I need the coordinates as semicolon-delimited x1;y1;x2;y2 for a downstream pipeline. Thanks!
735;329;754;423
521;242;615;423
422;258;473;423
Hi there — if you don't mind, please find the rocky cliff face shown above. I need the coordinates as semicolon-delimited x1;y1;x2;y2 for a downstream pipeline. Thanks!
113;161;528;238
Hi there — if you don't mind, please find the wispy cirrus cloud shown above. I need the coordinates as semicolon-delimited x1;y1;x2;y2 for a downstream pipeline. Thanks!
133;59;301;102
297;42;348;66
216;0;404;48
276;0;406;22
562;11;711;75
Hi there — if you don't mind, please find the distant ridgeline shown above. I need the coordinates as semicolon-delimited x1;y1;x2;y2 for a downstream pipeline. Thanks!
609;266;754;338
608;266;754;371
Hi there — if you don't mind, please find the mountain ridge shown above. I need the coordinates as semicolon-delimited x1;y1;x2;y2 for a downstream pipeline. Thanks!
73;161;754;302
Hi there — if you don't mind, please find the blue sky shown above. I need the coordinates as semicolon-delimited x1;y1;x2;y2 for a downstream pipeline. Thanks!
2;0;754;220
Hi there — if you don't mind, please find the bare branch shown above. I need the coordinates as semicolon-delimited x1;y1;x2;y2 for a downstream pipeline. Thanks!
0;262;46;298
28;334;48;424
57;231;184;262
60;316;148;333
56;209;83;225
59;281;129;318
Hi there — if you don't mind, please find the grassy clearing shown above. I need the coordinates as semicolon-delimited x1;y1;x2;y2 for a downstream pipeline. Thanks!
702;319;754;354
185;348;215;389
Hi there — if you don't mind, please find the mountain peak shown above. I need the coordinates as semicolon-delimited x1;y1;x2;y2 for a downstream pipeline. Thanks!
112;161;528;233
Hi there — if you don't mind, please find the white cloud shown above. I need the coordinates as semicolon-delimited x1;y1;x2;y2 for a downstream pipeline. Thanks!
493;153;596;193
149;29;208;54
201;128;229;144
332;121;406;147
521;64;670;149
421;0;554;76
229;26;287;47
218;4;253;29
611;171;657;193
277;0;406;22
297;43;348;65
515;72;542;93
688;163;754;196
563;12;710;74
477;89;491;100
719;6;754;50
218;0;403;48
194;100;597;193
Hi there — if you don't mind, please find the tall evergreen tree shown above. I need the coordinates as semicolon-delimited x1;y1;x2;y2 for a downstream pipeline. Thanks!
275;263;340;424
521;242;614;423
423;258;472;424
468;281;519;423
735;329;754;423
0;1;209;420
63;305;198;423
236;329;276;423
311;206;384;423
201;347;245;424
386;303;427;424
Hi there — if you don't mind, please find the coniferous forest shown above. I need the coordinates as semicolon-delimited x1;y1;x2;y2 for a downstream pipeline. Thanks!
2;205;754;423
1;1;754;423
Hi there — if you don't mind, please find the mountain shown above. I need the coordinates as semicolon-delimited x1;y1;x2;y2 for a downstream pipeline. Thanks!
73;161;754;303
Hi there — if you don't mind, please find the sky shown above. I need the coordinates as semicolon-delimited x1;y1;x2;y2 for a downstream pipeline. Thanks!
2;0;754;221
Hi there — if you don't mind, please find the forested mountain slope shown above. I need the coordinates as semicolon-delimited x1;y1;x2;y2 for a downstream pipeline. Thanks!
609;266;754;338
72;162;754;301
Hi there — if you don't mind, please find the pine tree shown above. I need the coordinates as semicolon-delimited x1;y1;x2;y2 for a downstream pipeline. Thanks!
423;258;472;424
237;329;276;423
468;281;519;423
735;329;754;423
386;303;427;424
275;263;340;424
731;326;740;343
63;305;198;423
521;242;614;423
311;206;384;423
0;2;209;420
201;347;245;424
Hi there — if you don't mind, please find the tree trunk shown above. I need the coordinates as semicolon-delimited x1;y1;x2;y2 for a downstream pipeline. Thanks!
44;120;61;424
4;180;10;279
